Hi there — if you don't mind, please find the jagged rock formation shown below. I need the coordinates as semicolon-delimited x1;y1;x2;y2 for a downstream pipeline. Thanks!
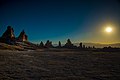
0;26;90;50
93;46;95;48
58;41;61;48
45;40;53;48
83;45;86;49
0;26;15;44
0;26;45;50
64;39;75;48
0;26;28;45
79;42;83;48
39;41;44;48
17;30;28;42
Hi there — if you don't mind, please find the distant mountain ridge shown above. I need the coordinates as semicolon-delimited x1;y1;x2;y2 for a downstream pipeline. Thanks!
74;43;120;48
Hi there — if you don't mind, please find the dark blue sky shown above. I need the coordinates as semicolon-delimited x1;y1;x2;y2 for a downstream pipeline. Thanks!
0;0;120;44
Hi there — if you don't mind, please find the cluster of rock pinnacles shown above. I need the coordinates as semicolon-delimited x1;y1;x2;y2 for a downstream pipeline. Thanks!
0;26;88;48
0;26;28;44
39;39;86;49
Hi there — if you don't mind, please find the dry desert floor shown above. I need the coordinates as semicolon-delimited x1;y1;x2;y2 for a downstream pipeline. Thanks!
0;49;120;80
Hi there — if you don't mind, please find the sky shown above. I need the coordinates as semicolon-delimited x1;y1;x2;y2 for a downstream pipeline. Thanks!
0;0;120;44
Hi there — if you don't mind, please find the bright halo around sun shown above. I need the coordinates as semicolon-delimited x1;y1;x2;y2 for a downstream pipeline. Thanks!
105;27;112;33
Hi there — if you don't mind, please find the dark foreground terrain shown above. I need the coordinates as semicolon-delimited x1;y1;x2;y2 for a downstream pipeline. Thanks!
0;49;120;80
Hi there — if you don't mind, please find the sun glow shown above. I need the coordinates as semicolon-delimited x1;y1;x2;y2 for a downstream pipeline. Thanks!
105;27;112;33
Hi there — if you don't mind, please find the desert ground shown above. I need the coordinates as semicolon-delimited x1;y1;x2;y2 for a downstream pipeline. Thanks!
0;49;120;80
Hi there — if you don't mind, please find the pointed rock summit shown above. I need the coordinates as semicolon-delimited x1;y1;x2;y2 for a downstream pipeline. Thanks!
39;41;44;48
45;40;53;48
63;39;76;48
0;26;28;44
17;30;28;42
64;39;73;47
58;41;62;48
0;26;15;43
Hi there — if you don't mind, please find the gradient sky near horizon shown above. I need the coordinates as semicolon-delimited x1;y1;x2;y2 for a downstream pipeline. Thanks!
0;0;120;44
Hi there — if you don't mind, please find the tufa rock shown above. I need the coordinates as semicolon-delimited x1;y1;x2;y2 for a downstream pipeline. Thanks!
58;41;62;48
45;40;53;48
17;30;28;42
79;42;83;48
39;41;44;48
64;39;74;48
0;26;15;44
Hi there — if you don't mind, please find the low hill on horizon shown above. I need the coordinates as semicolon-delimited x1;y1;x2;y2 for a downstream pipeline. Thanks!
52;42;120;48
74;43;120;48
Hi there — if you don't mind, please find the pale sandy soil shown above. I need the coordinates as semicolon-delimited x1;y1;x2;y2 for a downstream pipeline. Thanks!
0;49;120;80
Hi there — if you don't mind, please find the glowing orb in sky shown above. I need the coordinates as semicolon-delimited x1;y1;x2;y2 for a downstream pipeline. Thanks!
105;27;112;33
